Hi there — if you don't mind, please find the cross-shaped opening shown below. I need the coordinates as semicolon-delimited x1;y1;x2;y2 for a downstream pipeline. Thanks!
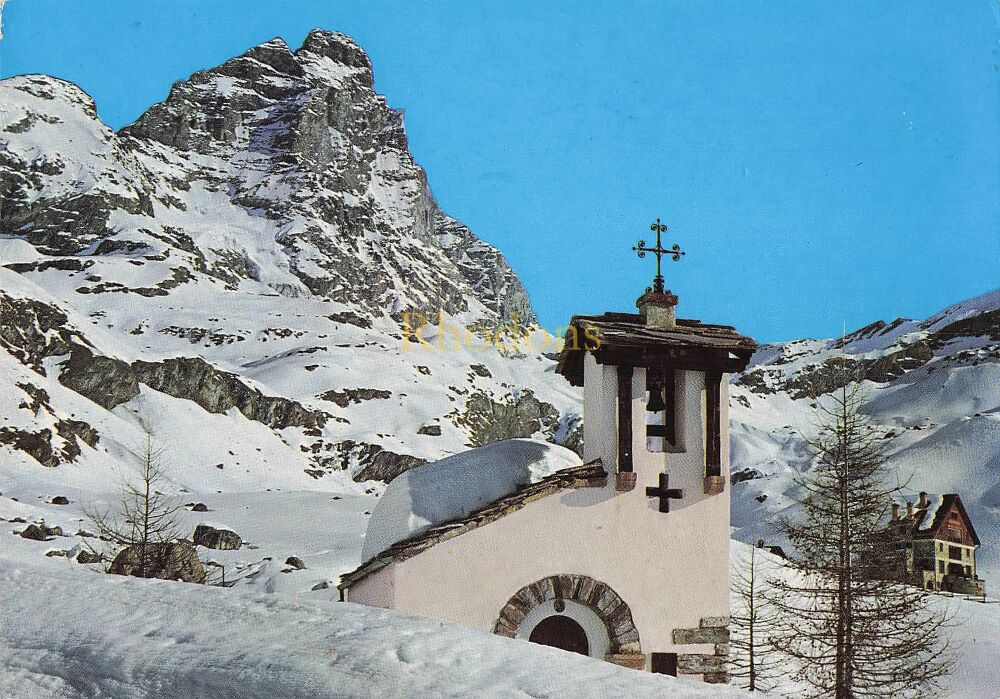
645;473;683;513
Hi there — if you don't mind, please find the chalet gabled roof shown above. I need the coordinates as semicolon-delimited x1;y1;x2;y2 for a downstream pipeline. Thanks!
338;460;607;590
555;312;757;386
916;493;981;546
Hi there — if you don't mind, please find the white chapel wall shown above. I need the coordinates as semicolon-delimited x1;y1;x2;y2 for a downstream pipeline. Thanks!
348;351;732;667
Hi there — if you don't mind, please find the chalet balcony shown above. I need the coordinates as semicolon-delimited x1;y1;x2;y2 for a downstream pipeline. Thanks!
941;574;986;597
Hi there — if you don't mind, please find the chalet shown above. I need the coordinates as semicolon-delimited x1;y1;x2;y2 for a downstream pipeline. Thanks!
884;492;985;596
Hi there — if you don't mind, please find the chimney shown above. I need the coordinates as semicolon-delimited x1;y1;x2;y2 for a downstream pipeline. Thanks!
636;289;679;329
891;503;900;521
918;492;928;509
906;501;914;519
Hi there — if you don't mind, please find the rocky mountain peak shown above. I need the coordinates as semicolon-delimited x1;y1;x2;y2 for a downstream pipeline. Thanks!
298;29;374;77
1;29;535;326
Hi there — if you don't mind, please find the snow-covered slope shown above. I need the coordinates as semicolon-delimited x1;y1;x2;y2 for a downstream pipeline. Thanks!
729;290;1000;584
0;554;751;699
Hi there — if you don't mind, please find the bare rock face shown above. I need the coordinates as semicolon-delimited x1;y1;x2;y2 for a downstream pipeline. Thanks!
192;524;242;550
333;440;426;483
109;542;205;583
453;389;561;448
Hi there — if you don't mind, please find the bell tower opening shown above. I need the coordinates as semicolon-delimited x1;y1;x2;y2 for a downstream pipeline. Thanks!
528;615;590;656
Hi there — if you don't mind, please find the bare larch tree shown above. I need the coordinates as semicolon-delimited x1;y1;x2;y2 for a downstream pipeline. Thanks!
769;380;953;698
85;431;183;577
730;540;782;692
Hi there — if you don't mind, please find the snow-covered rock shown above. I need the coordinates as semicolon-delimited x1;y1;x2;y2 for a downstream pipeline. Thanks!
361;438;582;559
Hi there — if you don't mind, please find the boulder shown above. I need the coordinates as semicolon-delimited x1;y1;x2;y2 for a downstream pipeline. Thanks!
192;524;242;550
19;524;47;540
108;541;205;583
19;523;60;540
190;502;209;512
285;556;306;570
51;496;70;505
77;549;103;564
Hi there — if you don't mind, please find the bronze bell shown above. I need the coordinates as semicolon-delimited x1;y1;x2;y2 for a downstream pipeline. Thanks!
646;387;666;412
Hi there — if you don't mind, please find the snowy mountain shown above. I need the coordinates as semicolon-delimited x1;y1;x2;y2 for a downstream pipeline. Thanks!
729;289;1000;584
0;30;580;503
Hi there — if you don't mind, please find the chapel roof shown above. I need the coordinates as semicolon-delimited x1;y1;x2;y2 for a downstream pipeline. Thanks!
555;311;757;386
338;459;606;590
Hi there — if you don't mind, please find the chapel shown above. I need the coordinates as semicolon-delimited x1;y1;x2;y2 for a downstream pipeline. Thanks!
339;223;757;683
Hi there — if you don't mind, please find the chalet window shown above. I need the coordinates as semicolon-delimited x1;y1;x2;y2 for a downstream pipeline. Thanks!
948;546;962;561
938;561;945;573
645;368;677;452
946;526;962;543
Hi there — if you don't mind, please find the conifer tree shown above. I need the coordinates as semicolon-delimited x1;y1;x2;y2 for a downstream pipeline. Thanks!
769;381;953;698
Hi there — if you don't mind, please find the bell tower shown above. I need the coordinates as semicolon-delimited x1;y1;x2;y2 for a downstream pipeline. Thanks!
553;218;756;682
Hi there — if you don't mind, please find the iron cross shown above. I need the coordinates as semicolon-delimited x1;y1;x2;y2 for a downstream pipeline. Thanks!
646;472;683;513
632;218;685;293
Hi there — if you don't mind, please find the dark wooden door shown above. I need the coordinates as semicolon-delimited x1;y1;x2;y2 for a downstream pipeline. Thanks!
528;615;589;656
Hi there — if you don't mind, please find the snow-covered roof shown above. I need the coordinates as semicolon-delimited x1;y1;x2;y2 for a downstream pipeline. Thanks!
359;439;584;560
341;440;605;589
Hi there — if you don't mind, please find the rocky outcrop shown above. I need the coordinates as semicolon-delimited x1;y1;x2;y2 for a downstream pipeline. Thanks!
782;341;933;399
58;347;324;430
19;523;62;541
453;389;560;448
133;357;325;430
319;387;391;408
738;341;934;399
333;440;425;483
59;347;139;409
109;541;205;583
0;294;84;374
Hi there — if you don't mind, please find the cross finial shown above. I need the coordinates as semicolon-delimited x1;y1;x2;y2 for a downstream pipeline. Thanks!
632;218;685;293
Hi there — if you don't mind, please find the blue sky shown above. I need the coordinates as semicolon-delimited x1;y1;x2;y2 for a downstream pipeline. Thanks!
2;1;997;342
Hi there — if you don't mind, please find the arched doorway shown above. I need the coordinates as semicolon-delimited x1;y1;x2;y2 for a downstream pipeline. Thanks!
528;615;589;655
493;574;642;664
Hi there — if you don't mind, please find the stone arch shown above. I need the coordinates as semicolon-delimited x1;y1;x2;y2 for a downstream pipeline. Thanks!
493;574;643;666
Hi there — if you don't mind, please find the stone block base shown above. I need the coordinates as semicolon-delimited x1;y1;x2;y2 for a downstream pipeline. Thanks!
704;672;731;684
605;653;646;670
672;615;731;684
